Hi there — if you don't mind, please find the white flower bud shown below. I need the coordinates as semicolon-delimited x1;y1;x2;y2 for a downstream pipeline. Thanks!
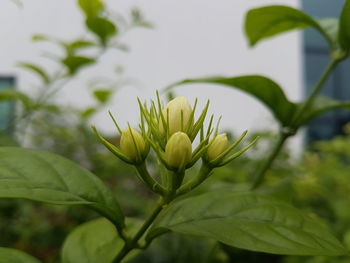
165;132;192;169
207;133;229;161
160;96;193;136
120;127;146;162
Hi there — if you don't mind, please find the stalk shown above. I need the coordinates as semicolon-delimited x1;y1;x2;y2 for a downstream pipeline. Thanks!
112;198;166;263
251;59;339;189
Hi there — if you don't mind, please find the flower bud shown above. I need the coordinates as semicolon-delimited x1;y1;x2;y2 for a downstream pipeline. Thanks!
207;133;229;161
120;127;146;162
160;97;193;136
165;132;192;169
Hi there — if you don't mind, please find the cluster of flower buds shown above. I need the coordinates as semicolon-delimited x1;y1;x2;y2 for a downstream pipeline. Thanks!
92;93;258;196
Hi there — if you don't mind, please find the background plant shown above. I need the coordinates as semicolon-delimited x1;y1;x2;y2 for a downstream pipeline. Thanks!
0;0;152;262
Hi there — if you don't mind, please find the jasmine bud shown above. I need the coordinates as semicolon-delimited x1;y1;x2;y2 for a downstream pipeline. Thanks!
165;132;192;169
207;133;229;161
120;127;146;163
160;96;193;136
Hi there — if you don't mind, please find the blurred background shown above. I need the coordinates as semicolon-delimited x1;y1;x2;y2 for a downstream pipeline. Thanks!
0;0;302;147
1;0;350;262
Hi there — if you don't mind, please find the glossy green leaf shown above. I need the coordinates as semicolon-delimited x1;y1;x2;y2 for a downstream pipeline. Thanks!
148;191;347;256
62;218;141;263
86;17;117;45
167;75;296;126
18;63;50;84
78;0;103;18
62;56;95;75
339;0;350;51
245;5;333;48
0;247;42;263
93;89;113;103
0;88;32;109
0;147;124;228
296;96;350;126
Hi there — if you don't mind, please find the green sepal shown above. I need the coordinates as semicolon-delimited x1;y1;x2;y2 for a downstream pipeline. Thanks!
91;126;132;164
218;136;259;167
186;131;213;168
188;100;210;142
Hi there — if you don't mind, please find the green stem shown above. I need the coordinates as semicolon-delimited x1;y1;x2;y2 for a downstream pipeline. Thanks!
251;59;340;190
175;163;212;197
135;163;167;196
290;59;339;128
112;198;166;263
251;133;289;190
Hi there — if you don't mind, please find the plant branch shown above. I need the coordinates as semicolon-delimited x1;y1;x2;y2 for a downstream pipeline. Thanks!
290;59;339;128
135;162;167;196
251;132;289;190
175;163;212;197
112;198;166;263
251;58;340;190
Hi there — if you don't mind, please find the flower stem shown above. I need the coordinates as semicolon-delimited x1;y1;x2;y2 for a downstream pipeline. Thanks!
250;133;289;190
112;198;166;263
135;163;167;196
289;59;339;128
175;163;212;197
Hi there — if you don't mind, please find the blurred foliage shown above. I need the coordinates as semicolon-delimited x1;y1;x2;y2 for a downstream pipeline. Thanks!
0;0;154;262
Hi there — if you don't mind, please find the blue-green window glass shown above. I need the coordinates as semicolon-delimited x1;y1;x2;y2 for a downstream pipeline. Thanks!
0;77;15;132
303;0;350;142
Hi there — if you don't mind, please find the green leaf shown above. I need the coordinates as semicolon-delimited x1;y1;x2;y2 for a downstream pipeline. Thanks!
18;62;50;84
166;75;296;126
78;0;104;18
339;0;350;51
81;107;97;119
0;132;18;147
62;40;95;55
148;191;347;256
297;96;350;126
0;88;32;109
245;5;333;48
93;89;113;103
130;8;153;28
86;17;117;45
0;247;42;263
31;34;49;42
0;147;124;228
62;56;95;75
62;218;141;263
129;234;227;263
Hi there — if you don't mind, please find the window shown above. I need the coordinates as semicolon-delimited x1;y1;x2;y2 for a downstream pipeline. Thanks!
0;76;16;133
303;0;350;142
